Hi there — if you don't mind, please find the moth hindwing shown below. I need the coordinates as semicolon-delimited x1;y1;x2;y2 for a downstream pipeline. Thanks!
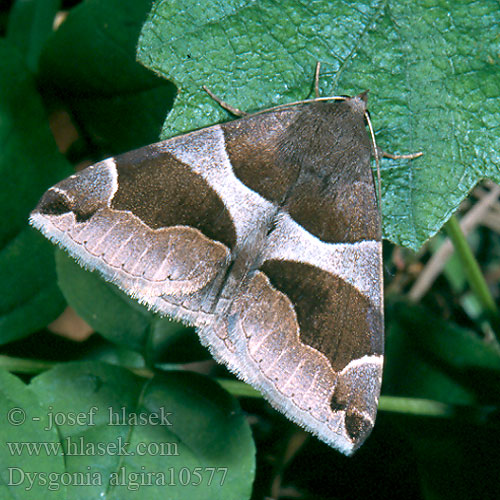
31;94;383;455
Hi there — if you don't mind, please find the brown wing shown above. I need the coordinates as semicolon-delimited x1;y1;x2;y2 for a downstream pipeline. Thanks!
31;96;383;454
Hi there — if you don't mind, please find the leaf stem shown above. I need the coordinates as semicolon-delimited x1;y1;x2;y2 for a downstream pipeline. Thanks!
0;355;56;374
379;395;453;417
218;381;456;418
1;356;495;422
445;215;498;319
216;378;261;398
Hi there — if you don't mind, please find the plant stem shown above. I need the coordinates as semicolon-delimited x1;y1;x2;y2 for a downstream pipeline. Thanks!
379;395;453;417
0;355;56;374
445;215;498;317
1;355;493;422
216;378;261;398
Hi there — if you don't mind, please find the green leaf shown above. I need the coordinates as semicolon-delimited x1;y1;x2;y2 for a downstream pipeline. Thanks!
0;229;64;344
29;361;255;499
56;251;194;364
138;0;500;250
407;421;500;500
6;0;60;72
38;0;176;154
0;369;66;498
138;0;380;136
385;301;500;405
0;40;69;343
383;301;500;500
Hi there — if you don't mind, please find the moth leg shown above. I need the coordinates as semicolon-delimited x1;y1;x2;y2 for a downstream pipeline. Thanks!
381;150;423;160
202;86;247;116
371;148;423;206
314;61;321;98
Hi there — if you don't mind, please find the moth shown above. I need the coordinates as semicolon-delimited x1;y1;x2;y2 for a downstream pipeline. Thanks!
30;80;418;455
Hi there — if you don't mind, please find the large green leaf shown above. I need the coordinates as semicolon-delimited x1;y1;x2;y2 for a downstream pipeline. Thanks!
385;300;500;405
0;363;255;499
138;0;500;250
0;369;65;499
29;361;255;499
0;40;69;343
382;301;500;500
38;0;176;154
6;0;60;72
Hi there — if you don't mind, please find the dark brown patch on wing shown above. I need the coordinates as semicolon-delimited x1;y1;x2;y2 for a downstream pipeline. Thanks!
221;109;301;203
35;189;79;218
223;99;379;243
344;412;372;442
260;259;383;372
34;164;115;222
286;176;380;243
280;100;379;243
330;359;382;443
111;148;237;249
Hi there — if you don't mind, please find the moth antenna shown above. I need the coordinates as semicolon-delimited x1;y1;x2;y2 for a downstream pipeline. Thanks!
364;111;382;211
382;151;423;160
314;62;321;98
202;85;247;116
245;96;348;119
